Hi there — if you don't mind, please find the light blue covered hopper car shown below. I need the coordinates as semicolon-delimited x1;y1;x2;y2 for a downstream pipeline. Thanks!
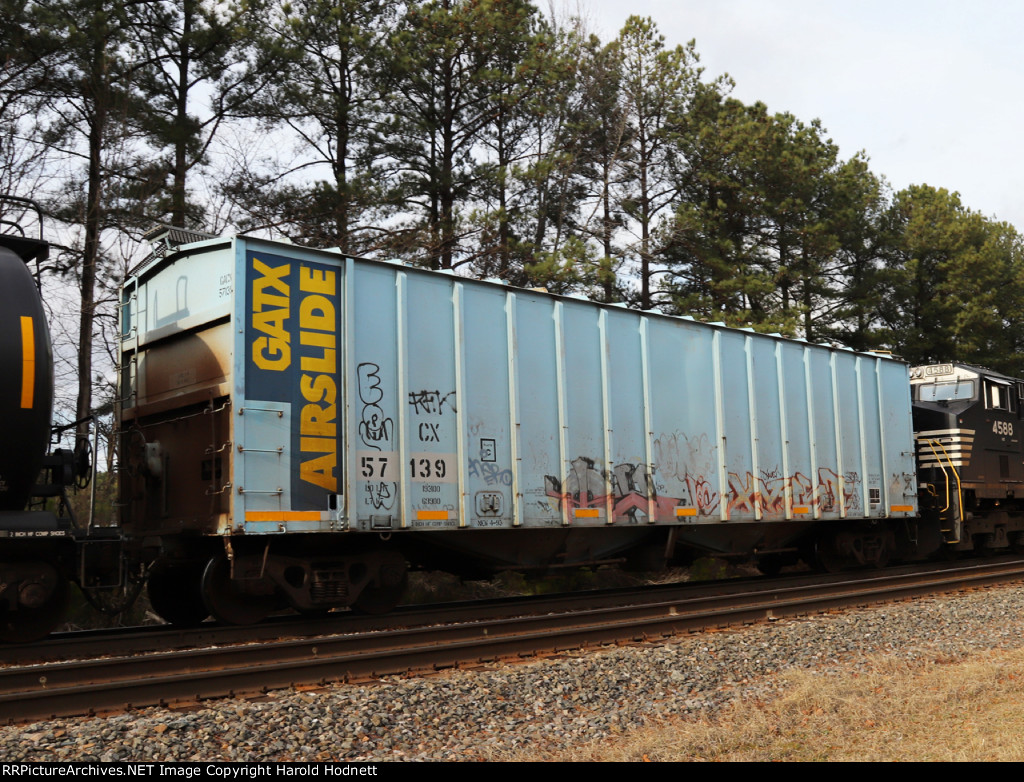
118;234;919;624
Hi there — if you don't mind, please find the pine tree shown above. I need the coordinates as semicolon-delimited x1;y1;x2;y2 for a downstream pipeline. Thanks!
224;0;399;250
129;0;256;229
470;4;557;282
878;184;1024;372
33;0;144;441
661;91;779;329
615;16;701;309
375;0;547;269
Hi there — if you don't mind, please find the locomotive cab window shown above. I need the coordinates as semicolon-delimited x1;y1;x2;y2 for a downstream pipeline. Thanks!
985;379;1013;412
916;379;975;402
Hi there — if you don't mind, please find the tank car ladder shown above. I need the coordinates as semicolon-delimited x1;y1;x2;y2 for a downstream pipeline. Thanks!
920;437;964;544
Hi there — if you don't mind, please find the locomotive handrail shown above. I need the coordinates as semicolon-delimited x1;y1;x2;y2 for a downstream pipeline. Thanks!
922;438;952;514
922;437;963;543
931;438;964;525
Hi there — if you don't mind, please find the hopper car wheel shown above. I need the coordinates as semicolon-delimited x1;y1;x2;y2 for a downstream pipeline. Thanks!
812;539;844;574
147;564;209;627
201;556;275;626
352;569;408;615
0;562;68;644
873;547;891;569
756;555;783;577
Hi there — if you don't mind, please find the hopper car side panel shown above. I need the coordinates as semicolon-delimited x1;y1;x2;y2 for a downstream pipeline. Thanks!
119;236;918;542
0;214;937;640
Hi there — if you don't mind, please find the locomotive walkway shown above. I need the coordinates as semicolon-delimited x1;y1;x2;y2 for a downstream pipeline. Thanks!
3;558;1024;726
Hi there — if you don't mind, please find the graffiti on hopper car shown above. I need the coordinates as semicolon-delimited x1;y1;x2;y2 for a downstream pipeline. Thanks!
725;468;862;515
408;390;457;416
356;361;397;511
544;457;685;523
469;459;513;487
544;448;871;522
366;480;394;511
357;362;394;450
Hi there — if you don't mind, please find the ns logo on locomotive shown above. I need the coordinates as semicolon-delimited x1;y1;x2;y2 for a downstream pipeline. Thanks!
2;208;1023;643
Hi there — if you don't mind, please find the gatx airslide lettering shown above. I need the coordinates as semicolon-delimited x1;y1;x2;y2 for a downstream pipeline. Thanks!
246;252;340;504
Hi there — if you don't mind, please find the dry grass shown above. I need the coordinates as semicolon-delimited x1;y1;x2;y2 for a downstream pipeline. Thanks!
490;647;1024;762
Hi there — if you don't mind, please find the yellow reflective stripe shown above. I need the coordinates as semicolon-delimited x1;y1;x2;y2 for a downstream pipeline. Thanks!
574;508;600;518
890;505;915;513
244;511;322;522
675;507;697;517
792;506;810;514
416;510;449;520
20;316;34;409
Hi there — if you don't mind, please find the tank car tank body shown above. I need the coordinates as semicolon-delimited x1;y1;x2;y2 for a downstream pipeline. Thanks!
0;200;118;643
118;233;921;625
0;226;77;641
0;233;54;512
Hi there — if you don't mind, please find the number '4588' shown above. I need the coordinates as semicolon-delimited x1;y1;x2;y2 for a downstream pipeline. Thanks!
994;420;1014;436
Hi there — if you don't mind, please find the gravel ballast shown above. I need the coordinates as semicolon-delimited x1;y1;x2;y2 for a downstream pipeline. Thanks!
4;585;1024;762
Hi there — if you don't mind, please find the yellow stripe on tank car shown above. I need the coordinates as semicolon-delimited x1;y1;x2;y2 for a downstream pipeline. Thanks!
20;316;34;409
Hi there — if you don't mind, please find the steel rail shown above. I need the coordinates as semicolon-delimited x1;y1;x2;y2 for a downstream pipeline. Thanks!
0;565;903;666
4;557;1005;666
3;559;1023;725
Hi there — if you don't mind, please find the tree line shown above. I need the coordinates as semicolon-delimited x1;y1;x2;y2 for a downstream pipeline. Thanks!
3;0;1024;432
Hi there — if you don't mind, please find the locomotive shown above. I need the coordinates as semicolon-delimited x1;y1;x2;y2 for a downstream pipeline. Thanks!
911;363;1024;553
1;222;1022;641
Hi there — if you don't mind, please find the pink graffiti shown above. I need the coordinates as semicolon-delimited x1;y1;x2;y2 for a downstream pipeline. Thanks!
542;457;728;521
542;456;865;522
683;475;720;514
544;457;695;522
726;468;861;516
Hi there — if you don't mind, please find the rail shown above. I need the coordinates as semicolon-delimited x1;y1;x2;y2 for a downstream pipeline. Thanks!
3;558;1024;725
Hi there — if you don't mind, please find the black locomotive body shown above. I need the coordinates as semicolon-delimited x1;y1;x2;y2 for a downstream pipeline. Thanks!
912;363;1024;552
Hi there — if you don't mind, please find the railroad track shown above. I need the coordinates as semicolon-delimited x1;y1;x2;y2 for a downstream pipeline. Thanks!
4;558;1024;725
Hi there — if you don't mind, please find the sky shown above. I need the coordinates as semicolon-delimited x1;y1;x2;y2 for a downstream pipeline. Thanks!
574;0;1024;230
